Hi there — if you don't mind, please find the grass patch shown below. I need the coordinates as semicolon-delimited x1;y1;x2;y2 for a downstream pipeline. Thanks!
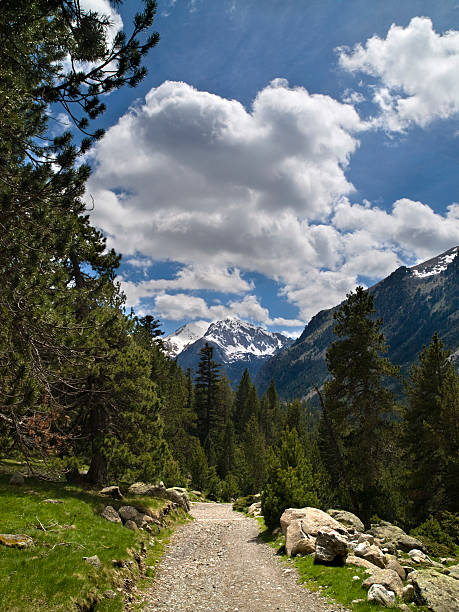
0;471;186;611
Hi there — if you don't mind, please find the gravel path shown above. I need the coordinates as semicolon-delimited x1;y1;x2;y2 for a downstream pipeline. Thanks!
140;502;348;612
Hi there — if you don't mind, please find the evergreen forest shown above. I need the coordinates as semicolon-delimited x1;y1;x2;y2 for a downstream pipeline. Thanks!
1;0;458;548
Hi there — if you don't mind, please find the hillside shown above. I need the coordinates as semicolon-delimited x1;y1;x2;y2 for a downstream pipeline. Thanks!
256;246;459;400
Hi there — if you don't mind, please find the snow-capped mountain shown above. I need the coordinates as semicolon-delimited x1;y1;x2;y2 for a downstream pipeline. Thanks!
203;318;290;362
168;317;293;387
411;245;458;278
256;245;459;400
163;320;210;358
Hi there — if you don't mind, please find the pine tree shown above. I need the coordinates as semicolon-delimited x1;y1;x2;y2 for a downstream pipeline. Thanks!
405;333;459;521
262;427;319;530
321;286;399;525
260;379;282;445
233;369;257;435
195;343;222;450
0;0;159;466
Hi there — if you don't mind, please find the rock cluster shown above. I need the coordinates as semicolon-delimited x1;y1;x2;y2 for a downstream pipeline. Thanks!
279;506;459;610
127;482;190;512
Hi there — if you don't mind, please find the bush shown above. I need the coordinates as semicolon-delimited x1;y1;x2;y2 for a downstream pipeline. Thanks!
411;516;455;555
232;495;256;513
261;427;319;531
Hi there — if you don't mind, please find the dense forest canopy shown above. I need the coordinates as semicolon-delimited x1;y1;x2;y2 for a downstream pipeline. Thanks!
1;1;458;546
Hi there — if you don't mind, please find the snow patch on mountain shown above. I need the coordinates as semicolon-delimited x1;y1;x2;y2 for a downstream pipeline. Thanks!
411;246;458;278
163;320;210;357
203;318;290;362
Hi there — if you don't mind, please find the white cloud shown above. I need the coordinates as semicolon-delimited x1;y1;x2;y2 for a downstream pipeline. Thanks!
333;198;459;261
86;79;458;325
119;264;252;307
338;17;459;131
152;292;304;327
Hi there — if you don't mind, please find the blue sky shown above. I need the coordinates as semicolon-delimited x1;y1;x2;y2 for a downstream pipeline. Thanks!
82;0;459;337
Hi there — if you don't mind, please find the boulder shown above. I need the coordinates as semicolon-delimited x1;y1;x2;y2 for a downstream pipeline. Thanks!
84;555;101;568
386;558;406;580
410;569;459;611
362;569;403;597
327;509;364;532
128;482;158;495
247;502;262;517
102;506;122;523
286;520;316;556
118;506;140;522
346;554;380;573
367;584;396;607
280;507;346;537
127;482;190;512
0;534;33;549
408;548;428;564
99;486;123;500
9;472;25;485
402;584;415;602
357;534;375;545
315;528;349;564
165;488;190;512
354;541;387;569
191;490;202;497
448;564;459;580
369;521;424;552
125;520;138;531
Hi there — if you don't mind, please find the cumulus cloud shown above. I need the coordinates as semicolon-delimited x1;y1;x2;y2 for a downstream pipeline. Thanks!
153;293;303;327
86;79;458;325
338;17;459;131
119;264;252;307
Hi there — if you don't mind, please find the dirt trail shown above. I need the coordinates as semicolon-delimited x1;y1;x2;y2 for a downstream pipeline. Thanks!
140;502;347;612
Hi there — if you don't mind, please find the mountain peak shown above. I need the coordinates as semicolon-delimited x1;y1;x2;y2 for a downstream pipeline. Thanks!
410;245;458;278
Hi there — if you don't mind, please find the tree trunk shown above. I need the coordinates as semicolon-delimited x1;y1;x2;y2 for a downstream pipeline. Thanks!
87;452;108;484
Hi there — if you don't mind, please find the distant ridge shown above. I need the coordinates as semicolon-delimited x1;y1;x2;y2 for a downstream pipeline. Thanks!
255;246;459;400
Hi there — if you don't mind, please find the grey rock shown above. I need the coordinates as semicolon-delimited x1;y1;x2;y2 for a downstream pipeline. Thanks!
103;590;117;599
99;486;123;500
9;472;25;485
285;519;316;556
0;534;33;548
125;520;138;531
354;541;387;569
403;584;415;602
362;569;403;597
369;522;424;552
280;507;346;537
102;506;122;523
367;583;396;607
42;498;63;504
314;528;349;564
247;502;262;517
346;554;381;573
357;533;375;545
448;564;459;579
410;569;459;611
118;506;139;522
386;558;406;580
127;481;190;512
327;509;364;532
84;555;101;568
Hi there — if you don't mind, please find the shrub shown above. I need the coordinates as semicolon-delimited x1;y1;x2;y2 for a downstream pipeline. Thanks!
411;516;455;555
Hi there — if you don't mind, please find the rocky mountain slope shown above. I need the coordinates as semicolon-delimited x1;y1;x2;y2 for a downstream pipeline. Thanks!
168;318;292;387
256;246;459;400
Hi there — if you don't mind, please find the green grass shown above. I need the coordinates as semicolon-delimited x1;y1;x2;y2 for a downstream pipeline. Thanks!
0;469;186;611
